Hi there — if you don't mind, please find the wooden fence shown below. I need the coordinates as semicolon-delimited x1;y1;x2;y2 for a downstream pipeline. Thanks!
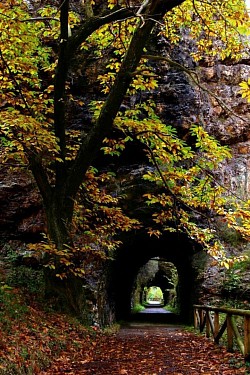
193;305;250;361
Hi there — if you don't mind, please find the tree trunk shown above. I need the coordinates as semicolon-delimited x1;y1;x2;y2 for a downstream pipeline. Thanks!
44;269;92;322
45;192;73;250
43;192;90;318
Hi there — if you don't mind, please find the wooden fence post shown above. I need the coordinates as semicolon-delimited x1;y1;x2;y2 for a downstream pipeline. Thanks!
227;315;234;353
244;316;250;362
199;308;204;333
194;304;250;360
206;312;210;338
194;308;198;329
214;311;219;338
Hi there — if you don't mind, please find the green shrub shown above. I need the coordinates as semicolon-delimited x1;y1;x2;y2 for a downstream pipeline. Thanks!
7;266;45;297
0;284;28;330
131;304;145;313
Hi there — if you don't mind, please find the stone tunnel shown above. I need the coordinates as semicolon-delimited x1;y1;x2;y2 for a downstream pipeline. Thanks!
108;230;205;324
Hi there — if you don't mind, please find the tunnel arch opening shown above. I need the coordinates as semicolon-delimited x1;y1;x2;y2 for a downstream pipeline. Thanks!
131;260;178;312
108;230;204;324
144;286;164;306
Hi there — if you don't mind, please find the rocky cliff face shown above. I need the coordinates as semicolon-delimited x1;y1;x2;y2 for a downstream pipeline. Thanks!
0;168;44;242
200;62;250;197
141;34;250;204
193;59;250;305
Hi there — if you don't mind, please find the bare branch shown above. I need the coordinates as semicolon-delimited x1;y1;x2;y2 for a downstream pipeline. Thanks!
21;17;59;22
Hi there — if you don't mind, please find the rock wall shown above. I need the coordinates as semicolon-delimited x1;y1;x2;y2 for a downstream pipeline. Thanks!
200;62;250;198
0;168;44;242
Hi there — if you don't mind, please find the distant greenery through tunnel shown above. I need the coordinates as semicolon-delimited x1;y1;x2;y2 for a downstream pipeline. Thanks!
131;259;179;314
145;286;164;305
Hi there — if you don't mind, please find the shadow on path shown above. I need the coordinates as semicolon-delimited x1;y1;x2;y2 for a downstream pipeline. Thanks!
130;307;179;324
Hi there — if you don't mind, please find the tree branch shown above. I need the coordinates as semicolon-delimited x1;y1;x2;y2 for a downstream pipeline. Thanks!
67;8;135;54
65;0;186;199
54;0;70;185
52;5;140;186
131;131;214;220
0;48;52;203
29;156;53;205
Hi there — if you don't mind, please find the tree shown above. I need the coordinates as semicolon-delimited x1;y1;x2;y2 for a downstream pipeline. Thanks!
0;0;249;295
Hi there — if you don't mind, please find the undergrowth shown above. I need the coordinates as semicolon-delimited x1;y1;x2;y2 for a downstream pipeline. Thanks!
0;251;100;374
0;282;97;374
131;304;145;313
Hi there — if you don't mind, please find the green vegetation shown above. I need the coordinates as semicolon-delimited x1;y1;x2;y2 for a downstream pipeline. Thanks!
164;304;179;314
0;284;28;328
131;304;146;314
222;248;250;302
145;286;164;304
7;266;45;297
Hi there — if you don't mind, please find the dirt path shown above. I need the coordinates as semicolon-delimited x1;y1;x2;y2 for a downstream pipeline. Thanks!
42;323;248;374
138;307;171;314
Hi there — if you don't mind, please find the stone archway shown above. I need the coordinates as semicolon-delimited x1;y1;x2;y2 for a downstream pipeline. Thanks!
108;230;205;324
134;260;178;308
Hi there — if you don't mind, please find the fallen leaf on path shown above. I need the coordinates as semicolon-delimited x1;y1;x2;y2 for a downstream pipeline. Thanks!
120;369;128;374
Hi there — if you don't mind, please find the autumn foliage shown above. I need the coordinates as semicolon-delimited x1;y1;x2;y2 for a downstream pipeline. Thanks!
0;0;250;278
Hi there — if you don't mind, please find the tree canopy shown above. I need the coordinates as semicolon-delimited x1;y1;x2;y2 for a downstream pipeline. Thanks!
0;0;250;278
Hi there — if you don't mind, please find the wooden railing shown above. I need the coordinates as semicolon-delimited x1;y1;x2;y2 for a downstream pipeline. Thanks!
194;305;250;361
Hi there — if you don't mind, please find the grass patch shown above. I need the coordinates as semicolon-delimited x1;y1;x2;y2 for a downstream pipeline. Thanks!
131;304;145;313
164;304;179;314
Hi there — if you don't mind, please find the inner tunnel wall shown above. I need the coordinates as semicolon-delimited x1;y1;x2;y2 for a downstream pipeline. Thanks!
108;231;204;324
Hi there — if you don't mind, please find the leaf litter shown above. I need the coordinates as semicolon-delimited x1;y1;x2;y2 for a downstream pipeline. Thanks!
42;324;248;374
0;287;248;374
